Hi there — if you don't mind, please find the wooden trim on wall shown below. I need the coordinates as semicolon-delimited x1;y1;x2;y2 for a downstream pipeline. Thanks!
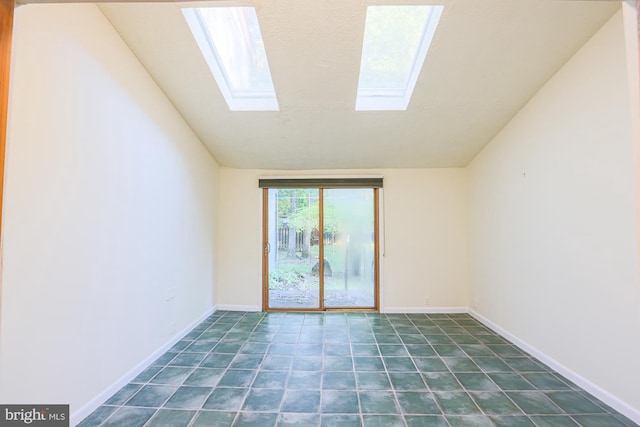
0;0;13;331
318;189;325;311
0;0;13;252
374;188;380;311
261;189;269;311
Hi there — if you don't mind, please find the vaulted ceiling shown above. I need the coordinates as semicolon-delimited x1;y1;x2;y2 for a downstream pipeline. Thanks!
98;0;619;169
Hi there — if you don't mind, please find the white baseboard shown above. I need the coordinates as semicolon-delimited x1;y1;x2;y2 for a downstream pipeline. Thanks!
382;306;468;314
70;306;216;426
216;304;261;312
469;309;640;425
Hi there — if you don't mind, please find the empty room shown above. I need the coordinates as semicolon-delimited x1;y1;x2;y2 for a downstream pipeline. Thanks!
0;0;639;426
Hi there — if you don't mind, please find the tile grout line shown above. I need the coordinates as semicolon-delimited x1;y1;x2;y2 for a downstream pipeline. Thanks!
404;313;454;427
393;313;437;427
79;310;638;427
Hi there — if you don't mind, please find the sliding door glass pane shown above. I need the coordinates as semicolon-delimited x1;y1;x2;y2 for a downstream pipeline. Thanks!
267;188;320;309
323;189;375;308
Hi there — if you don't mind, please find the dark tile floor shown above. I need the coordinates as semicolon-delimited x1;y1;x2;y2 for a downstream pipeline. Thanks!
78;311;638;427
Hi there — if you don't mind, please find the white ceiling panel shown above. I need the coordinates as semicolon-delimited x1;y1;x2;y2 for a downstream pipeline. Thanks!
99;0;619;169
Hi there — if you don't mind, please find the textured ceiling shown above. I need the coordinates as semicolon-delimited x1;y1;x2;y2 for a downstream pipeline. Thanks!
99;0;619;169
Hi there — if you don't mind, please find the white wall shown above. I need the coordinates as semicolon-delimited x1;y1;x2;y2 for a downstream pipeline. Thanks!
382;169;468;310
468;10;640;415
5;1;638;423
217;168;468;311
0;3;219;417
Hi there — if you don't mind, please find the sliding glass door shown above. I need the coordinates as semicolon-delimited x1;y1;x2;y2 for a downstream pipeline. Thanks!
262;186;379;311
264;188;321;309
322;189;376;308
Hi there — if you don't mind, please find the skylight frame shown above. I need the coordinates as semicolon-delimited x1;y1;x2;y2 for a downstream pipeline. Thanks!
356;5;444;111
182;7;279;111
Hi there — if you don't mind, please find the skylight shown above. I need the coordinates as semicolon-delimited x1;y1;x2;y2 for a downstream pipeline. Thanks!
356;5;444;111
182;7;279;111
